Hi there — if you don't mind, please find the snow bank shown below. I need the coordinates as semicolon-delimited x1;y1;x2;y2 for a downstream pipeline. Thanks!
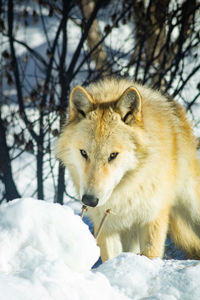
0;198;200;300
97;253;200;299
0;198;98;273
0;198;127;300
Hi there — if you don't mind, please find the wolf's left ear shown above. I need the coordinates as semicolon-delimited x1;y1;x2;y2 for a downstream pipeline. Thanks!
69;86;94;120
115;87;142;124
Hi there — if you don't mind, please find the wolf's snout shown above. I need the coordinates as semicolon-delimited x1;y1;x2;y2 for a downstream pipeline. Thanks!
82;194;99;207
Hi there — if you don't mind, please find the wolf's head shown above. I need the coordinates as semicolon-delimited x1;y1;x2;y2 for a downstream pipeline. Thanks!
56;80;147;207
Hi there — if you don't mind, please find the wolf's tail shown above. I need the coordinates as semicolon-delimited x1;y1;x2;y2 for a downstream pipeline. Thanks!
169;213;200;259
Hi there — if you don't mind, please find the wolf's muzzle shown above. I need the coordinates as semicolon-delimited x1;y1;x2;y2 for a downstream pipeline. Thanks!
82;194;99;207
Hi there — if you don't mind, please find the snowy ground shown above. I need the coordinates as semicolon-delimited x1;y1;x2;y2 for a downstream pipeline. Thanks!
0;198;200;300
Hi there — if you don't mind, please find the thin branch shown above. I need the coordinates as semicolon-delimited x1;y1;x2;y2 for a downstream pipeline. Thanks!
3;34;48;66
7;0;39;142
67;0;103;79
173;63;200;98
72;1;134;80
187;92;200;110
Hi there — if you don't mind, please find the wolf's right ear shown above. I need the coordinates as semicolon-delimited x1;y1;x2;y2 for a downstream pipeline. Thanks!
69;86;94;120
115;86;142;124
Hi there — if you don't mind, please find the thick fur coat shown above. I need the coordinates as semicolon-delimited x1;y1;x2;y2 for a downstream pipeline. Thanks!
56;77;200;262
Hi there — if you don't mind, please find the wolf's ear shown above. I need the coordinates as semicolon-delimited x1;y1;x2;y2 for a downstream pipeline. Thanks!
115;87;142;124
69;86;94;120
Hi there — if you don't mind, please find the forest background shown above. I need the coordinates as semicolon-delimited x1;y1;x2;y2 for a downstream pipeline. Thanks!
0;0;200;205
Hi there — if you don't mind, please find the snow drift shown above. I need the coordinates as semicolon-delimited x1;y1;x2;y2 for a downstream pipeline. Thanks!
0;198;127;300
0;198;200;300
0;198;99;273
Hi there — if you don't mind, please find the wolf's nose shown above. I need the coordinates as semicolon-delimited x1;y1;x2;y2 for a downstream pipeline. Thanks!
82;194;99;207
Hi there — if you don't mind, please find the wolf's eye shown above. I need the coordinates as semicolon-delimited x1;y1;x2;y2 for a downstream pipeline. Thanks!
80;149;88;160
108;152;119;162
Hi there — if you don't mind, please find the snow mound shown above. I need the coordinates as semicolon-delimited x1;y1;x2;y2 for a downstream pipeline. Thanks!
1;198;200;300
0;198;99;273
96;252;200;299
0;198;128;300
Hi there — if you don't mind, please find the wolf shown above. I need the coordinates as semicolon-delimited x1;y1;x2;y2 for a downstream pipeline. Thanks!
56;77;200;262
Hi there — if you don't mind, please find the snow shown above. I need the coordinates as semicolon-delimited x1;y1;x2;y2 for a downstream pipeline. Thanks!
0;198;200;300
0;198;127;300
97;253;200;299
0;198;99;273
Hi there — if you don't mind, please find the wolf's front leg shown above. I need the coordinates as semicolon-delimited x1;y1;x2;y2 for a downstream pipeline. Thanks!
95;228;122;262
139;206;169;258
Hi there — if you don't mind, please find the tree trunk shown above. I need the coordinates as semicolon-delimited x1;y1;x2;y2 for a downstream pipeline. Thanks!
79;0;110;73
0;115;20;201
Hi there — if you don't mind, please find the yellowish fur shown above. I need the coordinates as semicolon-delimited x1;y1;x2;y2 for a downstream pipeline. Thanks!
56;77;200;262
